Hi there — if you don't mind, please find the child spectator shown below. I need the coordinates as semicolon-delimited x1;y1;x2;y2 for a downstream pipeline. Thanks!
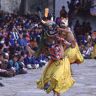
37;53;48;67
24;52;39;69
0;53;15;77
17;55;27;74
7;54;20;75
83;42;93;59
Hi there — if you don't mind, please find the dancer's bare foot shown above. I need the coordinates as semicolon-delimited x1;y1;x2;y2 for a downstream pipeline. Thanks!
53;90;60;96
57;93;60;96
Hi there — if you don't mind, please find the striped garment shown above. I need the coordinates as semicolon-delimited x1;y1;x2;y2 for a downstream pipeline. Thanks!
49;44;64;60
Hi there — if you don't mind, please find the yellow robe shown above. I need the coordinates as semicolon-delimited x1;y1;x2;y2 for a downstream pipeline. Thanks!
64;44;84;64
37;57;75;93
91;44;96;58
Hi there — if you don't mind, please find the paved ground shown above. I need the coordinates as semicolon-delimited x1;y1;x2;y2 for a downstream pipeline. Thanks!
0;59;96;96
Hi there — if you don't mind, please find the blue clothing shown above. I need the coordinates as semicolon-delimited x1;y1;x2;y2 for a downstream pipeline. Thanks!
9;39;15;46
24;56;39;65
18;38;27;46
36;54;48;67
24;57;32;65
38;54;47;61
8;60;20;73
10;32;19;40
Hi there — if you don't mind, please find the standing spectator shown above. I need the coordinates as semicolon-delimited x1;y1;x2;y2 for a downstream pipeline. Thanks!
85;22;92;34
74;20;81;40
67;0;76;27
81;21;87;35
60;6;68;18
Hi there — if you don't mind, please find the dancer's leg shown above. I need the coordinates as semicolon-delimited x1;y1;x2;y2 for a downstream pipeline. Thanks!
53;90;56;96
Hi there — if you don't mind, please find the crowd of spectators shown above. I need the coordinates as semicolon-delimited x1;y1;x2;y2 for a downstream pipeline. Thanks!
0;2;96;80
74;20;96;59
0;11;48;78
67;0;92;16
58;1;96;59
57;0;82;27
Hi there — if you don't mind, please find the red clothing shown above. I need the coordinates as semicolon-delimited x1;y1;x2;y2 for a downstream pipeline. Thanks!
49;44;64;60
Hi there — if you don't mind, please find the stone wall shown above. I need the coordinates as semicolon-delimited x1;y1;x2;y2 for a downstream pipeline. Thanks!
25;0;49;14
0;0;21;13
0;0;53;14
0;0;52;14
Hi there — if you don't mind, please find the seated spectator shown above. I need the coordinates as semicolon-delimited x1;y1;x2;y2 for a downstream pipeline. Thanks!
37;53;48;67
0;53;15;77
83;42;93;59
17;55;27;74
25;31;30;43
10;27;19;41
79;43;86;55
17;33;28;47
7;54;20;75
85;33;92;42
32;27;41;44
9;34;15;46
24;52;39;69
14;41;22;53
30;39;38;51
3;42;10;54
37;27;42;42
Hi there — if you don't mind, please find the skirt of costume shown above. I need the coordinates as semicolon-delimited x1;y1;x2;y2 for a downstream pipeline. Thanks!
64;44;84;64
37;56;75;93
91;44;96;58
